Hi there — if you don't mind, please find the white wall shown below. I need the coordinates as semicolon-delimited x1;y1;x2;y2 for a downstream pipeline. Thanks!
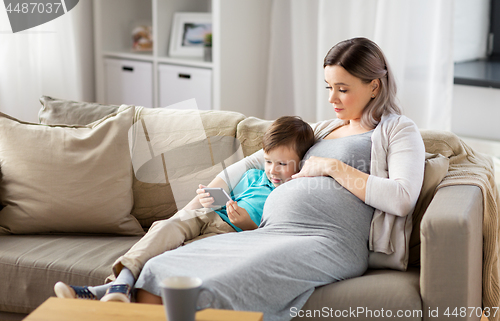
453;0;490;62
451;85;500;141
214;0;272;116
451;85;500;192
0;1;94;122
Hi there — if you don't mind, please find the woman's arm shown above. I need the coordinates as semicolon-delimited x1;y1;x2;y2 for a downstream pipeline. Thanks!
365;120;425;216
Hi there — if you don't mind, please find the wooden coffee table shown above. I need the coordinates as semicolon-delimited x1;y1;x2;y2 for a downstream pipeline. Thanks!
24;297;263;321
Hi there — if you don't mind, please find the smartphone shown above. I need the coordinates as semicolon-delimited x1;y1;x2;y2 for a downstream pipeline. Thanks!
203;187;232;206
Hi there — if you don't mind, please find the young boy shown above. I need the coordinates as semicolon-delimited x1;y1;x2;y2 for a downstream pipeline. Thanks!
54;116;315;302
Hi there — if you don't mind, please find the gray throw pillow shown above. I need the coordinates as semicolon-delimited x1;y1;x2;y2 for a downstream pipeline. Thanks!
38;96;121;125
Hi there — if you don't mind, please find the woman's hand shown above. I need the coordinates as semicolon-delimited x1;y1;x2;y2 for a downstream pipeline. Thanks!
292;156;369;202
196;184;215;208
226;201;258;231
291;156;337;179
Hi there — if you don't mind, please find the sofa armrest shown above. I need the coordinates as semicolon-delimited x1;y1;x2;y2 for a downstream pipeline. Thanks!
420;185;483;321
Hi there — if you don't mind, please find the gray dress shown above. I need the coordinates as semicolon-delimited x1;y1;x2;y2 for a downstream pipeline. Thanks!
135;131;375;321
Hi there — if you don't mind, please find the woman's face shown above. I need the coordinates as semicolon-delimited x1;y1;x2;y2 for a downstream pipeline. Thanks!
324;65;378;122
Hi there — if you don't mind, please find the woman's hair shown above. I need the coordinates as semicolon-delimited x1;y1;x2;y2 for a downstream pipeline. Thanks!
262;116;315;160
323;37;401;129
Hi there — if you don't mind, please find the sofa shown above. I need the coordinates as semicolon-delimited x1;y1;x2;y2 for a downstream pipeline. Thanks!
0;96;487;321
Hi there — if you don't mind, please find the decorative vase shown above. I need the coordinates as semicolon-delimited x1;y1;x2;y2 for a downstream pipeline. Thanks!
204;46;212;62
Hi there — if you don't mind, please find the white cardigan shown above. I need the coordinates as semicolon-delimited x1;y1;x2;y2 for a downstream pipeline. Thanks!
218;113;425;270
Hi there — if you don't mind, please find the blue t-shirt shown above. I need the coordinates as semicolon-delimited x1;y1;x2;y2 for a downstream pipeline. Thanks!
215;169;274;232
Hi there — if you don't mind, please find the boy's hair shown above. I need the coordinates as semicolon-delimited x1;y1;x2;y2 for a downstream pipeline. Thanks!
262;116;315;159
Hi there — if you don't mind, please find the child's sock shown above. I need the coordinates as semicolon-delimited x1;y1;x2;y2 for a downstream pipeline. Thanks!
100;267;135;302
88;283;113;299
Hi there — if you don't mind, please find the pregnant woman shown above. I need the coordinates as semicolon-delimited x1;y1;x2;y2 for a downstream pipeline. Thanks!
134;37;425;321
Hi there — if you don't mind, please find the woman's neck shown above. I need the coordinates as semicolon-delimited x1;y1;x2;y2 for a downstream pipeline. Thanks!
325;119;370;139
346;119;363;129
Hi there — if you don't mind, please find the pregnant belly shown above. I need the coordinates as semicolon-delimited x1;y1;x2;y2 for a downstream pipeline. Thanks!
261;176;374;240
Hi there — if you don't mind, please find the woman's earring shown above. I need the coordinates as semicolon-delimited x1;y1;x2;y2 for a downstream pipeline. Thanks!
371;94;375;98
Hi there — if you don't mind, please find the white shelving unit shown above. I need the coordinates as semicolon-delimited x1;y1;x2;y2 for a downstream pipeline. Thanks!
93;0;272;115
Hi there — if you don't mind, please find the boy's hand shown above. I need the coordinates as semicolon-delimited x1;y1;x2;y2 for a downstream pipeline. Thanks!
226;201;258;231
196;184;215;208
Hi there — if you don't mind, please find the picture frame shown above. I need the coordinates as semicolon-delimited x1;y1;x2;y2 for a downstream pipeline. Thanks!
169;12;212;58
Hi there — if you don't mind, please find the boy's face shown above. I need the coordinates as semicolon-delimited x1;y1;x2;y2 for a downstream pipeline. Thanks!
264;146;301;187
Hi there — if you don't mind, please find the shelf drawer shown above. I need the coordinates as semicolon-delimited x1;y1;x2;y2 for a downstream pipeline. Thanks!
159;64;212;110
104;58;153;107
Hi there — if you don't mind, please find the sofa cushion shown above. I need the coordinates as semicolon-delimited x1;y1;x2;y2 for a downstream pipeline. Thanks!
236;117;273;157
420;129;463;158
295;268;421;320
130;107;247;227
38;96;121;125
0;235;141;314
0;107;144;235
408;152;449;266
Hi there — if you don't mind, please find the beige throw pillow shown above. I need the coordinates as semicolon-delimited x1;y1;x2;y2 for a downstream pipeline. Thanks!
408;152;449;266
0;107;144;235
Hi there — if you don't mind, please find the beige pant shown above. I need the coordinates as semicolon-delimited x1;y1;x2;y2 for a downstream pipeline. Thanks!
110;208;235;280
